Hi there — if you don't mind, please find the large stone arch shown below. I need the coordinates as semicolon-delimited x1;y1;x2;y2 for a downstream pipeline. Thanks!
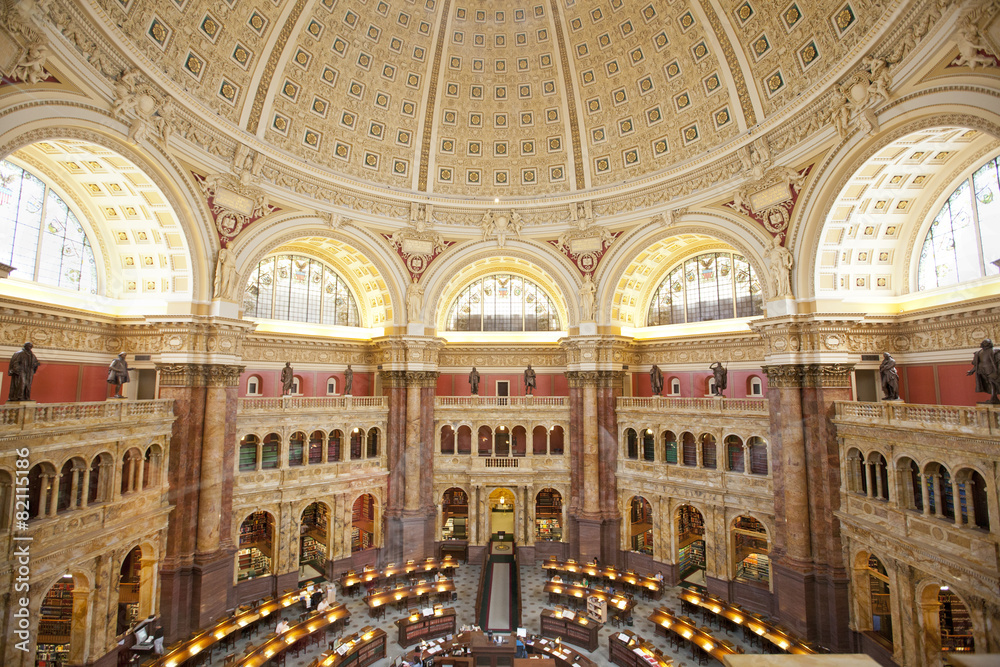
790;90;1000;301
233;216;405;328
422;239;581;331
598;211;773;327
0;111;213;304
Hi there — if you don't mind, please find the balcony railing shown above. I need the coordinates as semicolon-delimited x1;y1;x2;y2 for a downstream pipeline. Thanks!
617;396;769;414
435;396;567;407
238;395;387;412
0;399;175;432
834;401;1000;436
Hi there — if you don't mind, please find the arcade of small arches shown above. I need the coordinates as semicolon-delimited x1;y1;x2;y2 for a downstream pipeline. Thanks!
621;428;769;474
237;428;383;472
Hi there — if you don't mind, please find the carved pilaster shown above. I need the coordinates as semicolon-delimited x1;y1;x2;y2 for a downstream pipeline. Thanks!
380;370;439;388
565;370;623;388
763;363;854;388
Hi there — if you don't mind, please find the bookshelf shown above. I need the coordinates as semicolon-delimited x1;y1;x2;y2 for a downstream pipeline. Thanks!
443;489;468;540
38;580;73;666
395;608;457;647
238;512;274;581
939;589;974;652
734;553;769;585
536;518;562;541
609;630;672;667
677;506;705;544
327;628;386;667
678;542;705;579
539;609;601;651
352;495;376;552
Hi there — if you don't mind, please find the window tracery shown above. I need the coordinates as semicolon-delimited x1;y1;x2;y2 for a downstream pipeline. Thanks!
646;252;762;326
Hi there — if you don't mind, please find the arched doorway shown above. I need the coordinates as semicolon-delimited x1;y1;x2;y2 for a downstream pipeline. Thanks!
936;586;974;653
629;496;653;554
535;488;563;541
237;511;275;582
867;554;893;646
300;502;330;581
442;488;469;540
352;494;377;552
489;488;515;538
676;504;705;586
117;547;142;634
732;515;769;587
37;575;85;667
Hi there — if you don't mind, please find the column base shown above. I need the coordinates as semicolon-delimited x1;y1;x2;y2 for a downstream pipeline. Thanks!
570;515;621;565
772;560;851;651
192;549;236;630
386;510;435;562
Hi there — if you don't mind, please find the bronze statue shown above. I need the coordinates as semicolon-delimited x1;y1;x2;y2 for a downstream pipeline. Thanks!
709;361;727;397
879;352;899;401
107;352;132;399
524;365;536;395
469;367;480;395
280;362;294;396
8;342;39;402
344;364;353;395
968;339;1000;404
650;364;664;396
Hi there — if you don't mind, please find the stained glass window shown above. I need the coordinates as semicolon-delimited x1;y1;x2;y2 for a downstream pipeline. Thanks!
243;254;361;326
917;153;1000;291
0;160;98;294
446;273;561;331
646;252;762;326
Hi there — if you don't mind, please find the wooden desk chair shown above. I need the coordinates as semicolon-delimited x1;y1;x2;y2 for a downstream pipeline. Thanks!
289;639;304;658
243;643;256;656
271;652;286;666
223;652;238;667
372;605;386;622
310;630;326;649
220;631;236;652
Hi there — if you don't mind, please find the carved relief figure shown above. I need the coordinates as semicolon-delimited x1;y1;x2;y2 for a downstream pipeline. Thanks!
406;278;424;322
879;352;899;401
765;235;794;298
709;361;727;397
469;367;480;395
579;273;597;321
281;362;294;396
8;341;39;402
213;246;237;299
107;352;132;399
650;365;664;396
967;339;1000;404
524;365;536;395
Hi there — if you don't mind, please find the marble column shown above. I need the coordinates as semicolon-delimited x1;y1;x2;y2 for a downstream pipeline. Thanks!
155;362;242;642
763;363;854;651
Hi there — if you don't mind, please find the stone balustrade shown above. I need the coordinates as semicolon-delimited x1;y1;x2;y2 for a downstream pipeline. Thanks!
617;396;769;415
435;452;570;474
0;398;175;432
435;395;568;407
238;395;387;412
834;400;1000;437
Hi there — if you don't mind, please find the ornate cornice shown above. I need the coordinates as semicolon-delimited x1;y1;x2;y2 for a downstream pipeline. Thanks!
762;363;854;389
156;362;244;387
565;370;622;388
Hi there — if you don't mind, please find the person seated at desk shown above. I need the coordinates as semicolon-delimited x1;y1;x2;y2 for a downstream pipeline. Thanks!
153;627;164;655
552;575;562;583
276;619;290;634
433;572;444;582
317;598;331;613
515;638;526;658
655;571;664;583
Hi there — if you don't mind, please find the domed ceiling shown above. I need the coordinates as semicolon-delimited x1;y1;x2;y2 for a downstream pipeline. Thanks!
96;0;888;200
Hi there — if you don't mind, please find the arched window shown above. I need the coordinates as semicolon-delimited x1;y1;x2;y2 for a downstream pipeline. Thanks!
246;375;262;395
748;437;768;476
646;252;762;326
748;376;763;396
243;254;361;326
239;435;259;472
0;160;98;293
325;377;337;395
446;273;561;331
662;430;678;464
669;377;681;395
917;153;1000;291
867;555;893;645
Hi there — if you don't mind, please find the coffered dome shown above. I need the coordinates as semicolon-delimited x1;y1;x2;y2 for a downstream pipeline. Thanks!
89;0;891;200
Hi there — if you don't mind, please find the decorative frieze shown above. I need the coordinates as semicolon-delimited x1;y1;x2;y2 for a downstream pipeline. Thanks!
762;363;854;388
156;362;244;387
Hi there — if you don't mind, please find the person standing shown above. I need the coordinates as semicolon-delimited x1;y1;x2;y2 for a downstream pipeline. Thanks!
107;352;132;398
8;342;39;402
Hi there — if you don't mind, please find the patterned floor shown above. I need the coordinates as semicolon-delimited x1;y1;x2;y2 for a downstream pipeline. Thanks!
204;562;765;667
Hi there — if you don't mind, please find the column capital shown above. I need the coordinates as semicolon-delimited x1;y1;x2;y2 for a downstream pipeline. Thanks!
156;363;245;387
559;334;634;371
762;363;854;388
380;369;439;388
372;334;446;372
751;314;864;366
565;370;623;388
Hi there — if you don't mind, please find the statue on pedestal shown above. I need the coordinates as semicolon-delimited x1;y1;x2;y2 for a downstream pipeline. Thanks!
8;342;39;402
107;352;132;399
709;361;727;397
879;352;900;401
469;367;480;395
281;362;294;396
344;364;353;395
968;339;1000;404
524;365;536;395
650;365;664;396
